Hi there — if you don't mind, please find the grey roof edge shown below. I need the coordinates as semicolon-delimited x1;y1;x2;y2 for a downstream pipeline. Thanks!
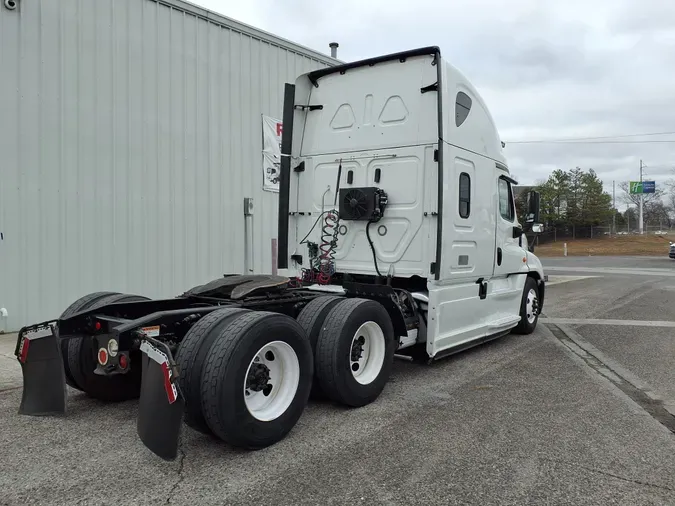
153;0;342;65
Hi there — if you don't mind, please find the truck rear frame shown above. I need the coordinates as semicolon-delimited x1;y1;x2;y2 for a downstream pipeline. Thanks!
13;46;545;461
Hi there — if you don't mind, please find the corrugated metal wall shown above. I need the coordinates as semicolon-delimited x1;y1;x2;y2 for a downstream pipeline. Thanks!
0;0;333;330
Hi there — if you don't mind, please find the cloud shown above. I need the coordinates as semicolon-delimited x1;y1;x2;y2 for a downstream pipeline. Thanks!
197;0;675;205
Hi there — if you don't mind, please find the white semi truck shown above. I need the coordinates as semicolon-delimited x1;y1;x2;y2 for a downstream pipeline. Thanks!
14;46;545;461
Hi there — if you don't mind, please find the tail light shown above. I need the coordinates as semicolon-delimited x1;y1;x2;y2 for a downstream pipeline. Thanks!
98;348;109;365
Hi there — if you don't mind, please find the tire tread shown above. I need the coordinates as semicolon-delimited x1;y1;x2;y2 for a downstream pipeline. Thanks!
67;293;149;400
200;312;272;442
175;308;248;432
315;298;395;407
59;291;119;390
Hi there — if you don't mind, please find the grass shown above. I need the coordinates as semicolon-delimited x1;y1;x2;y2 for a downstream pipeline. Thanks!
535;234;673;257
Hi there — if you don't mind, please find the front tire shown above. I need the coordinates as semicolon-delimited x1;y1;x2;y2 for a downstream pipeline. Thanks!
513;277;540;335
200;312;313;449
315;298;396;407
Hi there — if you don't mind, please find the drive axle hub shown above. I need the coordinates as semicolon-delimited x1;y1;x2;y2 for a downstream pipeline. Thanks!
351;336;365;363
246;362;271;393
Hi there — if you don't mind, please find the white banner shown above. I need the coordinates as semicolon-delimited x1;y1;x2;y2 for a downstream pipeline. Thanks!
262;115;282;192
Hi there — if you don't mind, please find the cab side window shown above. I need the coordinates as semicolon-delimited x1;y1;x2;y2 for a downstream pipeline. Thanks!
459;173;471;218
498;178;514;222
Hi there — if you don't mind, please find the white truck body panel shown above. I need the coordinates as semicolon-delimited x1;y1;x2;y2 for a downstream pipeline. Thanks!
285;47;544;358
290;55;438;277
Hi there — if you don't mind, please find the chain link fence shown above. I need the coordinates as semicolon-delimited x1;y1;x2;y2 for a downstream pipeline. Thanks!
535;224;673;245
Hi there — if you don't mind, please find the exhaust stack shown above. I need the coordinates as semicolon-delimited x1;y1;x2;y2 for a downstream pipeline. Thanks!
329;42;339;59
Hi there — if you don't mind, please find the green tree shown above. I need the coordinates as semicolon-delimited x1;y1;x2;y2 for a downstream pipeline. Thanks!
534;167;613;233
536;169;570;227
580;169;612;226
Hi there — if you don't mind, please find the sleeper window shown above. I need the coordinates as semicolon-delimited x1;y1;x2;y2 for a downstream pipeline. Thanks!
459;173;471;218
455;92;472;127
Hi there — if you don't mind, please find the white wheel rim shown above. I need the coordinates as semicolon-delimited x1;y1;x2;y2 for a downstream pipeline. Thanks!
243;341;300;422
526;288;538;324
349;321;386;385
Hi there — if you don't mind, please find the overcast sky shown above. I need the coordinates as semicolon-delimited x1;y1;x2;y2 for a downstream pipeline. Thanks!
197;0;675;207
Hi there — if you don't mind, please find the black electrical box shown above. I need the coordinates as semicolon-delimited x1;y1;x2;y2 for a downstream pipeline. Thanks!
338;187;388;222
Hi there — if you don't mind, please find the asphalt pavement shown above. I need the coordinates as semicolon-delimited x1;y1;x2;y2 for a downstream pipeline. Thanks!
1;256;675;505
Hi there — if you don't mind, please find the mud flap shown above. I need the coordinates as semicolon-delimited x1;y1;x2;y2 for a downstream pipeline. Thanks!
15;323;67;416
137;338;184;461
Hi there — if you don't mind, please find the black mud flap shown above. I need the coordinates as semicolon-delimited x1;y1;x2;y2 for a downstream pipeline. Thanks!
15;323;67;416
137;338;185;461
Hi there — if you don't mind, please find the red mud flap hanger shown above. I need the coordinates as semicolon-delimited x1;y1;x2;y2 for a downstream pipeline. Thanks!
15;322;67;416
137;337;185;461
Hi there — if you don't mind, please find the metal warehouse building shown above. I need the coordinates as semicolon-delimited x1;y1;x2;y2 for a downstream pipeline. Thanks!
0;0;336;330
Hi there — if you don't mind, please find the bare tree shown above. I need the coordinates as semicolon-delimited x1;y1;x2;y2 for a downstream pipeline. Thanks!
618;181;664;207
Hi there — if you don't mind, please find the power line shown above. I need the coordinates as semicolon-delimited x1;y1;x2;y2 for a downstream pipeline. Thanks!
506;130;675;144
507;140;675;145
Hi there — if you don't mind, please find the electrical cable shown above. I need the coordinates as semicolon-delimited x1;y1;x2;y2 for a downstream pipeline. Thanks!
506;130;675;144
508;140;675;145
298;211;330;245
365;221;383;278
316;211;339;284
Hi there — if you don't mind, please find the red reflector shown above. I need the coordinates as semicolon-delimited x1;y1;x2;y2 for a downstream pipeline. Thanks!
98;348;108;365
161;362;178;404
95;322;102;331
119;354;128;369
18;337;30;364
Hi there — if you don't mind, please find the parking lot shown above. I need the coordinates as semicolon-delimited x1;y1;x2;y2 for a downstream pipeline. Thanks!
2;256;675;505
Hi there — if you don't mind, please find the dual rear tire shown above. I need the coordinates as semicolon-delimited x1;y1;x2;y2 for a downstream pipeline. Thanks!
60;291;396;450
59;292;148;402
176;296;396;449
310;298;396;407
176;309;313;449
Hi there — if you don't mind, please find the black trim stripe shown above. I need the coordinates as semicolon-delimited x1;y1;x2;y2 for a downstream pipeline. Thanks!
307;46;441;87
433;50;444;280
277;83;296;270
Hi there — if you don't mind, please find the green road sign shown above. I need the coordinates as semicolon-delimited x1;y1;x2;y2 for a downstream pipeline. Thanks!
629;181;656;194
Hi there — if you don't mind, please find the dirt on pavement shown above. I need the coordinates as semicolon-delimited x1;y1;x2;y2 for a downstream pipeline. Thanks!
536;234;672;257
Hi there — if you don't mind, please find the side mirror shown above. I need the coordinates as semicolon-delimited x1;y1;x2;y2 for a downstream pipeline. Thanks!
525;190;540;224
531;223;543;234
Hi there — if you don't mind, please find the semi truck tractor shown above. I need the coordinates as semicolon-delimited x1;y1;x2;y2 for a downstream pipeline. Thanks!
14;46;545;461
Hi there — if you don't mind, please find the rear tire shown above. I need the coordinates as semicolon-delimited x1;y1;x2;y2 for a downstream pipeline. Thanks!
58;291;120;391
513;277;540;335
315;298;396;407
296;295;343;399
175;307;250;434
200;312;313;449
67;293;150;401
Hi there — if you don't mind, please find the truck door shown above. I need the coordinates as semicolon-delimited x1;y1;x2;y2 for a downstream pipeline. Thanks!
490;174;527;320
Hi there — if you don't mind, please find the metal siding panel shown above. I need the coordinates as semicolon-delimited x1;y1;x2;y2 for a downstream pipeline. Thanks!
0;1;22;333
0;0;331;330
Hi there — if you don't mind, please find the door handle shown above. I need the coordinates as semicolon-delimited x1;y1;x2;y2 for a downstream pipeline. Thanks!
497;247;502;266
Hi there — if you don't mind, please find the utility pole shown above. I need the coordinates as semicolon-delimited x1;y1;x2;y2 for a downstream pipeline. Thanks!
612;180;616;235
639;159;644;235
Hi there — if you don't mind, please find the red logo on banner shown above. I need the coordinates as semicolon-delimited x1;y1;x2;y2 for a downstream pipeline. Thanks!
276;123;283;137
